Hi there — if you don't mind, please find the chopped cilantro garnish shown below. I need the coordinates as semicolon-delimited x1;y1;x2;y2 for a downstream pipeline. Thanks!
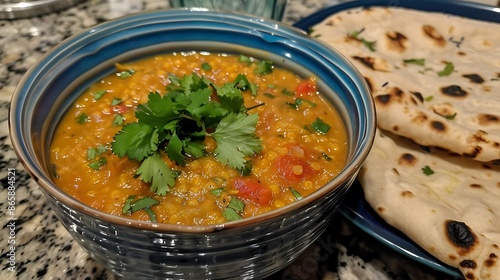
51;164;59;179
111;72;263;196
237;161;253;176
281;88;294;96
201;62;212;71
122;196;159;222
117;69;135;79
76;113;88;124
350;29;376;52
403;58;425;66
89;157;107;170
88;144;108;160
254;60;273;75
437;62;454;77
286;98;318;109
422;165;435;175
223;197;245;221
222;208;242;221
424;96;434;102
444;113;457;120
322;153;332;161
264;93;276;98
312;118;331;135
87;148;97;160
210;188;224;196
93;90;107;100
290;187;303;201
113;114;124;126
111;98;123;106
239;54;252;64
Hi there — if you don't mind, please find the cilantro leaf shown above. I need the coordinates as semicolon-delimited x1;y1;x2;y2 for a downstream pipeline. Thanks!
93;90;107;100
210;113;262;169
437;62;455;77
112;71;263;196
213;83;244;113
136;152;175;196
166;132;185;166
222;208;242;221
112;123;159;161
290;187;303;201
135;92;178;128
312;118;331;135
422;165;435;175
403;58;426;66
254;60;273;75
122;196;159;222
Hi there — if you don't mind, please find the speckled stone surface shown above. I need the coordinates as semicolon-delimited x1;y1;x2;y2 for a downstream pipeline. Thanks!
0;0;462;279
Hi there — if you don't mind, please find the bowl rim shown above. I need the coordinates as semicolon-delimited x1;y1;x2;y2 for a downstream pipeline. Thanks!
9;8;376;233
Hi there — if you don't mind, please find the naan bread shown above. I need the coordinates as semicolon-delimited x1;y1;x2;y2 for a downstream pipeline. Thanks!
311;7;500;163
359;129;500;279
310;6;500;279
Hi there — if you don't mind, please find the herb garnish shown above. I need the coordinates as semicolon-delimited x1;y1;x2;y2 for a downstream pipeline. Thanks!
93;90;107;100
312;118;331;135
117;69;135;79
444;113;457;120
76;113;88;124
201;62;212;71
437;62;454;77
111;98;123;106
111;73;263;196
254;60;273;75
422;165;435;175
222;197;245;221
122;195;159;222
290;187;303;201
350;29;376;52
403;58;426;66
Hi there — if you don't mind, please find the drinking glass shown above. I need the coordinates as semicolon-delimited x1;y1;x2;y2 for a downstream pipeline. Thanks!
169;0;288;21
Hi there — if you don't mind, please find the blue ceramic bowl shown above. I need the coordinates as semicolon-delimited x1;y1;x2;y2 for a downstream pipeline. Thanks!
9;9;375;279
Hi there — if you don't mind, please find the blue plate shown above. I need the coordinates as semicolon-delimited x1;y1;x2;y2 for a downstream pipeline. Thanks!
294;0;500;278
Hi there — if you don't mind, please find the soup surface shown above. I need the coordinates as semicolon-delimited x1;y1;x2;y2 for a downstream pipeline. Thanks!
50;52;348;225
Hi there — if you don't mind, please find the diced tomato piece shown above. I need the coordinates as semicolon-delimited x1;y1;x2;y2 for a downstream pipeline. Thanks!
232;178;273;205
275;155;314;182
111;103;128;114
295;78;316;97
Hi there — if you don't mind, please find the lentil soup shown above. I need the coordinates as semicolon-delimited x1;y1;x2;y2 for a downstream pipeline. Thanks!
49;51;348;226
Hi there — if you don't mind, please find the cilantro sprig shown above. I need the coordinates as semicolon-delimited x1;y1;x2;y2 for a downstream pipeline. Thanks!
111;73;263;196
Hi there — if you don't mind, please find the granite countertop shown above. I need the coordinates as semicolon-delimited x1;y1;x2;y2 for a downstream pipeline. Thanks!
0;0;463;279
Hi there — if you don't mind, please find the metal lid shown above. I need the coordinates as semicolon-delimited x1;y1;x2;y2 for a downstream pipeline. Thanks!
0;0;84;19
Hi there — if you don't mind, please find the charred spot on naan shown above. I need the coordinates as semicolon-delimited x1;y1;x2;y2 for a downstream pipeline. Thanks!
398;153;417;167
431;120;446;133
485;252;498;268
477;114;500;126
463;74;485;84
400;190;414;197
441;85;468;98
469;183;483;189
386;31;408;53
410;91;424;103
460;259;477;269
373;87;406;106
422;24;446;47
445;220;478;254
352;55;392;72
432;103;456;119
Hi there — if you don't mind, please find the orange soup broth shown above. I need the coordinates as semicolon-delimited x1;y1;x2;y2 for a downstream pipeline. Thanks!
50;52;348;225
